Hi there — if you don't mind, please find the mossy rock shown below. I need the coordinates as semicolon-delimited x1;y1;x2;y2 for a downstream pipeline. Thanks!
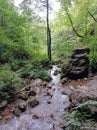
60;77;68;84
18;102;27;112
28;98;39;107
53;70;60;75
13;108;21;117
28;90;36;96
20;91;29;100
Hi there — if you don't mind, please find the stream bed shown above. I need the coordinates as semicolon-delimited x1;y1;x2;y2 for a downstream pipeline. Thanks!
0;65;70;130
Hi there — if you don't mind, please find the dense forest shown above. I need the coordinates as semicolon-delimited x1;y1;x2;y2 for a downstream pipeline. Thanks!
1;0;97;130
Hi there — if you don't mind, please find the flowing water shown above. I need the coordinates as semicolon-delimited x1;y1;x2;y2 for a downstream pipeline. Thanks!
0;65;70;130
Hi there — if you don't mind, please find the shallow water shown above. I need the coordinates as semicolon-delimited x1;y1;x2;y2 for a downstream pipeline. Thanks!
0;65;70;130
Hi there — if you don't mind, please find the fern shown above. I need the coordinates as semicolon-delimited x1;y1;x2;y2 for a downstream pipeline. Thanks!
63;100;97;130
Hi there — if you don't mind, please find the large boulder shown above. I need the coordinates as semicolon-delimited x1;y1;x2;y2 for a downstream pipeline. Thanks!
62;47;90;80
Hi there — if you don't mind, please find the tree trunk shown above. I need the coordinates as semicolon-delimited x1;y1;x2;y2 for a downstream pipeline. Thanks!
46;0;51;61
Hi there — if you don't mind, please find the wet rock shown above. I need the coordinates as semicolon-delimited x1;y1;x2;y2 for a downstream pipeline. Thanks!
60;77;68;84
45;91;53;97
13;108;21;117
0;100;7;111
53;70;60;75
5;115;12;120
28;90;36;96
47;101;51;104
61;91;68;95
25;86;31;91
41;82;47;87
18;102;27;112
20;91;29;100
32;114;39;119
46;92;51;96
28;98;39;107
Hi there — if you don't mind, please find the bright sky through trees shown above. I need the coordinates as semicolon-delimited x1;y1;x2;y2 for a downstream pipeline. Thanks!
14;0;60;19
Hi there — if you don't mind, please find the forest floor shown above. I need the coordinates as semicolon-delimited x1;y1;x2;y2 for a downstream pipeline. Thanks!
0;65;97;130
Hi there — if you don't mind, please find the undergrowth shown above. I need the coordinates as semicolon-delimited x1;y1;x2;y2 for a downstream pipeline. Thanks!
63;100;97;130
0;65;22;102
17;60;52;82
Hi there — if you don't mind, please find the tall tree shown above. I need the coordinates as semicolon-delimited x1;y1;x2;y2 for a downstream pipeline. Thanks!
46;0;51;61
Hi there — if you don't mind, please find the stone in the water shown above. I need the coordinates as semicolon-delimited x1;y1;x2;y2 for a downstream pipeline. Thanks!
28;98;39;107
18;102;27;112
20;91;29;100
13;108;21;117
47;101;51;104
53;70;60;75
61;77;68;84
28;90;36;96
32;114;39;119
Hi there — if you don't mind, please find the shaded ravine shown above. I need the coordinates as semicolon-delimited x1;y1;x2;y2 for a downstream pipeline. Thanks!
0;65;70;130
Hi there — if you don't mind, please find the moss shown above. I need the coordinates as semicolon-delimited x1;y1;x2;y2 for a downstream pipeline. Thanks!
19;91;29;100
28;98;39;107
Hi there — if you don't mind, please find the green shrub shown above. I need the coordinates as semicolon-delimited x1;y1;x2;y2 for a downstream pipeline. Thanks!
0;65;22;102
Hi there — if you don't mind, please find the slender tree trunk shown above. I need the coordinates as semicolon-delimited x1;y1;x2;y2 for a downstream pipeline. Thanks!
46;0;51;61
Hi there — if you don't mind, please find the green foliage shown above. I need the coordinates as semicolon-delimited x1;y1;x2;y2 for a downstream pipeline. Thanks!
17;61;52;82
0;65;22;102
0;0;47;66
30;69;52;81
52;0;97;70
63;100;97;130
63;111;81;130
82;36;97;72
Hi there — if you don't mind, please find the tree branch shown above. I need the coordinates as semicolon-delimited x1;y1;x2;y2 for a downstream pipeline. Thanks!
88;11;97;22
64;6;86;38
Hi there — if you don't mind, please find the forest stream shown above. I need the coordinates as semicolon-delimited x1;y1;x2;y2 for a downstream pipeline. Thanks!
1;0;97;129
0;65;70;130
